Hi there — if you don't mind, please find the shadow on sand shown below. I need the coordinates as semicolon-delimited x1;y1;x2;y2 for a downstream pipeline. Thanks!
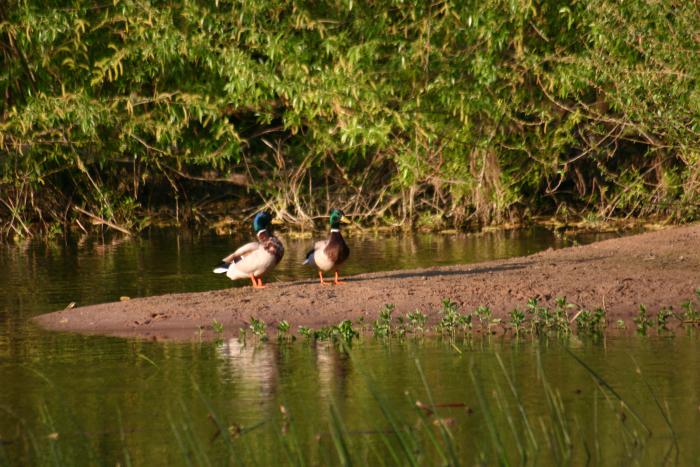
278;261;531;287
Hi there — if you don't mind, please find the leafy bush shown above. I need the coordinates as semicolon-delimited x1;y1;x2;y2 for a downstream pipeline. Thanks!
2;0;699;237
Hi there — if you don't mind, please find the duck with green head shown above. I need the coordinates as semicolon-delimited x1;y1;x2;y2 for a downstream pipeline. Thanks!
213;211;285;288
303;209;351;285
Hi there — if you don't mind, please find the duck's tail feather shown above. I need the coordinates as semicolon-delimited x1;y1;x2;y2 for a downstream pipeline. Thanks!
213;262;229;274
302;248;315;266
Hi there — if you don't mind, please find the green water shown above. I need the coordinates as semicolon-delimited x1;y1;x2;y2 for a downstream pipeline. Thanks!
1;228;697;465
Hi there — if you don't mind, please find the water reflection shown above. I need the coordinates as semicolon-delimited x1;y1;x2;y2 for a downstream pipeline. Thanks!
6;227;676;465
217;338;278;403
315;341;351;403
214;339;353;413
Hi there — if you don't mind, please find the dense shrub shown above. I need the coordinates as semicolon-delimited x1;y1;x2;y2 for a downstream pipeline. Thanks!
1;0;699;237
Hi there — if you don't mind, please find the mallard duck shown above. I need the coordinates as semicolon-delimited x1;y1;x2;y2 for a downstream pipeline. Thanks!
303;208;350;285
213;211;284;288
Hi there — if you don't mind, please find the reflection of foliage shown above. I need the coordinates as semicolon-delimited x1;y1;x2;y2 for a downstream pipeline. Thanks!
2;1;700;237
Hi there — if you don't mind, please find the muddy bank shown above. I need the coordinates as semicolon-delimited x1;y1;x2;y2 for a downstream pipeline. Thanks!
34;224;700;340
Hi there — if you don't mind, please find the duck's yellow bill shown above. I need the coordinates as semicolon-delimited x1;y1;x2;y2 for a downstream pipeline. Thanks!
271;218;284;225
340;216;352;224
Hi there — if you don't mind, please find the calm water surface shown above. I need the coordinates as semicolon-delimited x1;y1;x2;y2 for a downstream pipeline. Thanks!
1;227;698;465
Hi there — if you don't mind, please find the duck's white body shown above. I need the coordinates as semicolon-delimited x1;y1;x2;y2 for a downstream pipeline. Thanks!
216;242;279;279
303;226;350;286
213;229;285;286
305;240;336;271
302;209;351;285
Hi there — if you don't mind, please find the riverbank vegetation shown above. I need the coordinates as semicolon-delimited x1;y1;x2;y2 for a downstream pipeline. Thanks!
2;1;699;239
233;290;700;344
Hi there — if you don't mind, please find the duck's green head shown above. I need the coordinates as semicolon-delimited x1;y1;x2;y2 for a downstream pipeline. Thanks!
253;211;273;234
329;209;349;230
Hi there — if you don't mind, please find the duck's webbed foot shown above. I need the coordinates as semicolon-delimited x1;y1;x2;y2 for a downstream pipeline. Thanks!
333;271;345;285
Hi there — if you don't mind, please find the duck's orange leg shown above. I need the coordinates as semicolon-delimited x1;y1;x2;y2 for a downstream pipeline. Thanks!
334;271;345;285
319;271;329;286
250;274;265;288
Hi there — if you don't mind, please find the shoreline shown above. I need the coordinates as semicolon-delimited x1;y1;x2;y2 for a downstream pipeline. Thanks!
33;223;700;341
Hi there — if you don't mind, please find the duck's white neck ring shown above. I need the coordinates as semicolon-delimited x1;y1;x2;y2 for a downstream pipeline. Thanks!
330;229;340;233
256;229;268;237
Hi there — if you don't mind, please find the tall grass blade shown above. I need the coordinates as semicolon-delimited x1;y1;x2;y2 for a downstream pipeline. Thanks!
350;352;419;466
494;353;538;450
628;354;679;463
116;408;132;467
167;411;195;467
192;382;240;464
414;358;460;466
407;392;449;465
469;361;508;466
39;403;62;467
563;346;651;435
328;400;353;467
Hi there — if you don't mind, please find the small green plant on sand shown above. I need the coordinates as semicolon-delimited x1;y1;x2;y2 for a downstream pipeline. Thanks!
509;308;525;334
681;299;699;323
633;305;652;335
553;297;575;333
656;307;673;331
277;320;294;342
575;309;591;333
437;299;461;336
591;307;607;331
459;312;473;333
373;304;395;338
295;320;359;344
475;305;492;330
212;319;224;334
336;319;360;343
407;309;427;333
277;320;290;334
249;317;268;341
298;326;313;339
527;297;549;333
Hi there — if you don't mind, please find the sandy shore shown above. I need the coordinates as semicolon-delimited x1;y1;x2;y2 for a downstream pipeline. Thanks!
33;223;700;340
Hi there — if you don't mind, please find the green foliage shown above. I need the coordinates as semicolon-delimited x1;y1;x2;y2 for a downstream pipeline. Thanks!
656;308;673;331
298;320;359;344
575;307;607;335
633;305;652;335
335;320;360;344
2;0;700;237
211;319;224;334
249;317;268;341
298;326;313;340
681;300;699;322
277;320;290;334
437;299;461;336
407;309;427;334
372;304;395;338
475;305;493;330
276;320;294;342
509;308;525;334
